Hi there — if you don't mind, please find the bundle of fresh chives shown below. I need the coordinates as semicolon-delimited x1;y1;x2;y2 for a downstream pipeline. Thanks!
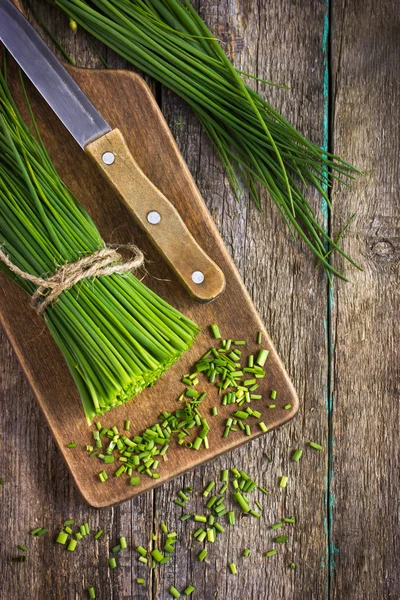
0;66;200;423
55;0;361;279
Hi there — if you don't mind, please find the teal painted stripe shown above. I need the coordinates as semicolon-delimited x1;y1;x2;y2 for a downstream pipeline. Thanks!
321;0;336;598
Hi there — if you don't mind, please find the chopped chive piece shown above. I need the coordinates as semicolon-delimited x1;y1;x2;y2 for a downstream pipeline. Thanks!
257;331;262;344
67;539;77;551
18;545;28;552
138;556;148;564
120;537;127;549
30;528;42;536
207;528;215;543
64;519;75;526
137;546;147;557
109;557;117;569
36;528;49;537
309;442;323;451
115;465;125;477
192;437;202;450
94;529;103;540
279;476;288;488
245;424;251;436
66;442;77;448
270;390;277;400
289;562;296;569
129;476;140;486
221;469;229;483
265;549;277;557
137;578;145;584
228;511;235;526
84;523;90;535
87;586;96;599
271;522;283;530
243;548;250;557
64;526;73;535
268;404;276;409
75;533;83;541
255;501;263;511
219;483;228;494
11;555;27;562
183;584;195;595
161;522;168;534
210;324;221;339
284;516;296;523
292;449;303;462
211;406;218;416
258;486;269;495
174;500;186;508
206;495;217;509
284;404;292;410
124;420;130;431
259;422;268;433
169;586;181;598
178;491;189;502
197;530;207;543
198;549;208;562
180;514;191;521
256;349;269;366
111;545;121;553
233;410;249;420
56;531;68;544
194;515;207;523
103;455;114;464
80;525;86;537
203;481;215;497
275;535;289;543
229;562;237;574
151;549;164;562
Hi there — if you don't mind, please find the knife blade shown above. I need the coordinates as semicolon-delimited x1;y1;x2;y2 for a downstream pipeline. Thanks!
0;0;110;148
0;0;225;301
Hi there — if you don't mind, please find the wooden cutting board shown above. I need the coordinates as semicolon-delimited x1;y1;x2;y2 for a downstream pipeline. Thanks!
0;59;298;507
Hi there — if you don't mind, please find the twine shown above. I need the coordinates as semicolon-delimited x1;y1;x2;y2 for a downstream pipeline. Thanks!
0;244;144;316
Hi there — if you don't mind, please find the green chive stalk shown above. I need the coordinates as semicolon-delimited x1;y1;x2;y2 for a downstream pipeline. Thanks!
54;0;361;279
0;67;200;423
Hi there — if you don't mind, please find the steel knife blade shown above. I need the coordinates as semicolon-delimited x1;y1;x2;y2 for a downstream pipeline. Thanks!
0;0;111;148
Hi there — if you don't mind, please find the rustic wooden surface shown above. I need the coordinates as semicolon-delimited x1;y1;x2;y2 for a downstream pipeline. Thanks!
0;0;398;598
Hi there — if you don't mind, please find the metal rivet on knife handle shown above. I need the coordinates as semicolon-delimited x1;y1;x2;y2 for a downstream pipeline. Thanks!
102;151;115;165
191;271;205;284
147;211;161;225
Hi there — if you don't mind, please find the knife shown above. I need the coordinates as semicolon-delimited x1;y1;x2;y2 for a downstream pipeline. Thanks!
0;0;225;302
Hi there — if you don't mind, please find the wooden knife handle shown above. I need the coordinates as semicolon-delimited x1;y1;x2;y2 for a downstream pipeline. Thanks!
86;128;225;302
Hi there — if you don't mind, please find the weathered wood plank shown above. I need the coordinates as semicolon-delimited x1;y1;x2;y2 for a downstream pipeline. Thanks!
330;0;400;598
158;1;330;599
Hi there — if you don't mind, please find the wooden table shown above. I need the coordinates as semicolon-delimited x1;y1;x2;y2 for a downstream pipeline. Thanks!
1;1;398;598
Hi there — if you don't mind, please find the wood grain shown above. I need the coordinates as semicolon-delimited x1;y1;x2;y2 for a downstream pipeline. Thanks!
1;0;397;598
330;1;400;598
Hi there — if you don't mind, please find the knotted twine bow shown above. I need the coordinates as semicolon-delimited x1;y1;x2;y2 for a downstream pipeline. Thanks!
0;244;144;316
